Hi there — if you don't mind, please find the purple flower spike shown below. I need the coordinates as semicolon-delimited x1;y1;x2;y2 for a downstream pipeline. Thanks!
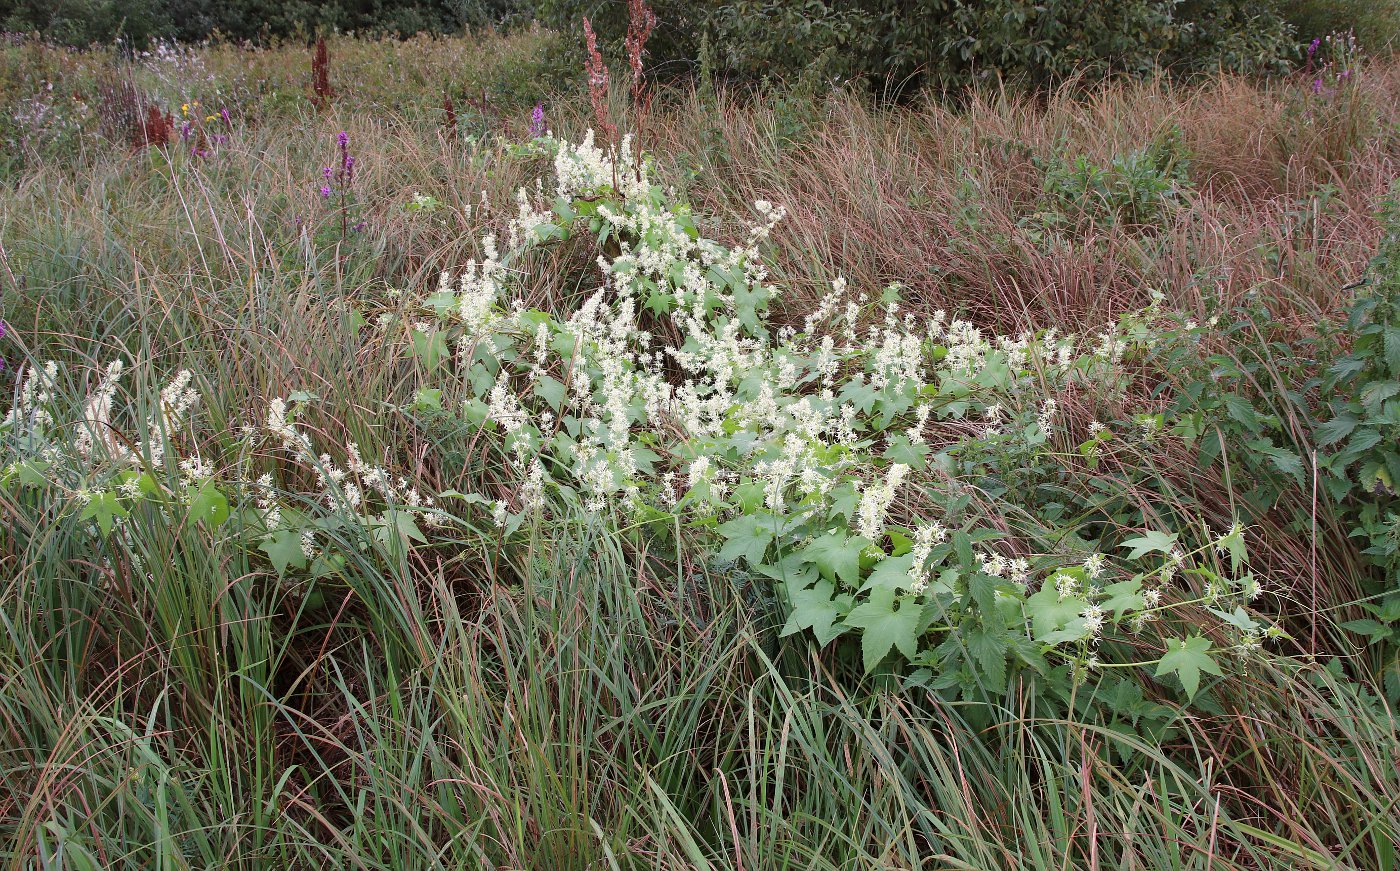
323;166;334;179
320;185;333;198
337;131;349;147
220;107;231;125
529;102;545;138
1308;37;1321;57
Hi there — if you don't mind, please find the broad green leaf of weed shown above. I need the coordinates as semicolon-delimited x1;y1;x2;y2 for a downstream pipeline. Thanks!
1156;635;1221;701
845;587;921;673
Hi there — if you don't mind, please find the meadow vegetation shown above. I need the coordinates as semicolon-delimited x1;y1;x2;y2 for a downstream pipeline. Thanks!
1;21;1399;870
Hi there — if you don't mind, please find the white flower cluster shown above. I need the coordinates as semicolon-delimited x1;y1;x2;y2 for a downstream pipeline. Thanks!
405;134;1164;554
263;398;442;531
2;360;59;433
74;359;125;458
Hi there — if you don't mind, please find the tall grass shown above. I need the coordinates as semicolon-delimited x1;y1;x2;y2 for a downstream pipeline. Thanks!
1;33;1398;869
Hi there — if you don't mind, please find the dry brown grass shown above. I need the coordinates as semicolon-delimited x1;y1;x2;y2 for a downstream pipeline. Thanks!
627;67;1400;337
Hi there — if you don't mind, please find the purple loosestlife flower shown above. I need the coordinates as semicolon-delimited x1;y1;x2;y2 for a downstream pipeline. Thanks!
323;166;334;179
337;131;349;147
1312;77;1324;94
530;102;545;138
1308;37;1321;57
320;185;332;198
220;107;230;125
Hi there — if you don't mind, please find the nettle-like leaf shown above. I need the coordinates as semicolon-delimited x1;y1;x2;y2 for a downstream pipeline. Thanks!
962;622;1011;689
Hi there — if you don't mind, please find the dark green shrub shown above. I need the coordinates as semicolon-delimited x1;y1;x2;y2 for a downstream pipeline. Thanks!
1;0;502;46
534;0;1298;92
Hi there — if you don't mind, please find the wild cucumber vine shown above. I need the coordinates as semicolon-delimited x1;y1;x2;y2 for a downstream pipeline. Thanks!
407;131;1274;701
1;132;1280;706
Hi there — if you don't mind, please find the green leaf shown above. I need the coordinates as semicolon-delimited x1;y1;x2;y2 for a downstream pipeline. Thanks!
1347;426;1383;455
1315;414;1357;447
1119;530;1178;560
186;483;230;527
1262;446;1305;485
963;623;1010;689
260;529;308;575
966;571;999;617
753;552;819;587
1026;582;1087;643
1155;635;1221;701
79;491;127;536
781;579;848;646
716;514;775;565
1385;325;1400;374
15;460;52;488
534;374;568;412
800;531;869;587
1208;606;1260;632
1339;619;1394;643
412;387;442;410
843;587;922;673
1221;394;1259;431
1100;579;1144;617
861;553;916;594
952;531;975;570
384;509;428;544
412;329;449;372
883;435;929;469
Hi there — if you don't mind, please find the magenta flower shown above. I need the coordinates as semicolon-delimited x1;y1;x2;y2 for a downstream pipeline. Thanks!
529;102;545;138
320;185;332;198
